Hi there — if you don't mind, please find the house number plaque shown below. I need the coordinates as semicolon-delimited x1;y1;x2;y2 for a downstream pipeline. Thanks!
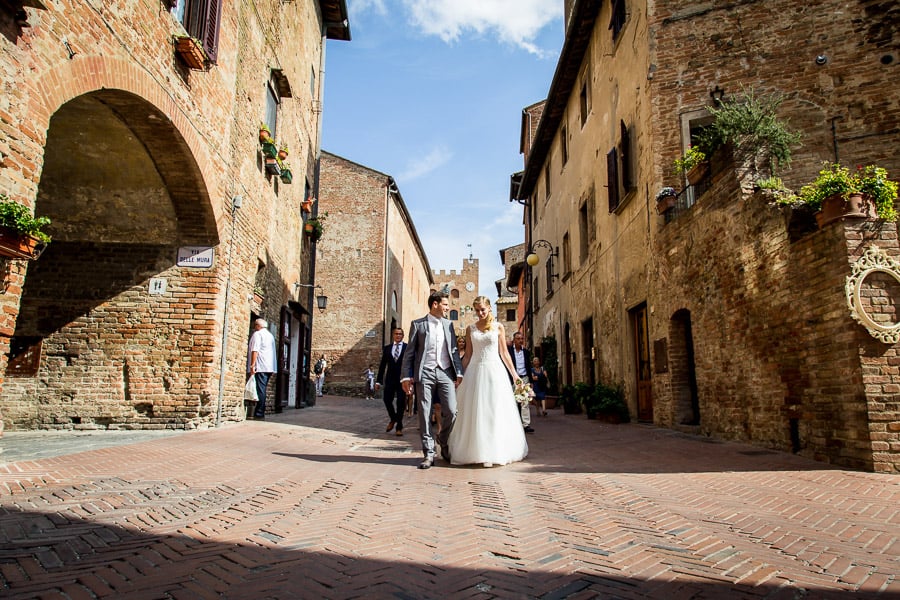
845;245;900;343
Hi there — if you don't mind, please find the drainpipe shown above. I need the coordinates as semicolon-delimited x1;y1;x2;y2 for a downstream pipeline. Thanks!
216;195;241;427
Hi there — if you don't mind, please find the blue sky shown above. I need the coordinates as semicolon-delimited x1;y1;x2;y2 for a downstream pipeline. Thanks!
321;0;564;300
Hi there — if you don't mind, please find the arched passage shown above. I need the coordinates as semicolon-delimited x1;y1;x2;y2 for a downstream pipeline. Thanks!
1;89;221;429
670;309;700;427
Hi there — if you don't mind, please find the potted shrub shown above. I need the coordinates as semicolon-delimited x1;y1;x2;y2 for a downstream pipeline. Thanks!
583;382;629;423
252;285;265;305
278;143;289;161
301;197;314;213
561;384;580;414
655;186;678;214
305;212;327;242
674;146;708;185
697;87;801;177
784;163;898;226
0;194;51;259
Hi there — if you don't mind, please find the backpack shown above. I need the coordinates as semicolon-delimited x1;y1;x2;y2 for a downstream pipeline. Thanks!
314;360;324;375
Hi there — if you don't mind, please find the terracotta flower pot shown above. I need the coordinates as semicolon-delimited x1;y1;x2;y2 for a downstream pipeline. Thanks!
815;193;877;227
686;161;710;186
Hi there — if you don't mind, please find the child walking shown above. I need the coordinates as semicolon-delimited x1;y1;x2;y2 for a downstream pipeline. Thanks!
363;364;376;400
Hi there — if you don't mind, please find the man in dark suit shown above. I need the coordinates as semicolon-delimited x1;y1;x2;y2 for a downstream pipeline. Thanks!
401;291;463;469
376;327;407;436
508;331;535;433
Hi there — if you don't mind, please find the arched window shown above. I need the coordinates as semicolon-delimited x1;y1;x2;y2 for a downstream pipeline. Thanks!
449;310;459;320
451;289;460;299
391;291;398;311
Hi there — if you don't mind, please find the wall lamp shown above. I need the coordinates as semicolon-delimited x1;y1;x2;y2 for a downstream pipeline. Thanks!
526;239;559;279
710;85;725;105
295;283;328;312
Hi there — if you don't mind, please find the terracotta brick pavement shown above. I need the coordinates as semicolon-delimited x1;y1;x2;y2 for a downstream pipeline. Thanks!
0;396;897;599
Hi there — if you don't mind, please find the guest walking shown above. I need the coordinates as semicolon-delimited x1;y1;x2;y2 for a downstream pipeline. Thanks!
376;327;407;436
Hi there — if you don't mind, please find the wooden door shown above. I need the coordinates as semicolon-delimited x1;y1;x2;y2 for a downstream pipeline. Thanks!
632;303;653;422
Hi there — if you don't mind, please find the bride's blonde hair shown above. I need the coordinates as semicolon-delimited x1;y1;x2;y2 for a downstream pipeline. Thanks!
473;296;494;331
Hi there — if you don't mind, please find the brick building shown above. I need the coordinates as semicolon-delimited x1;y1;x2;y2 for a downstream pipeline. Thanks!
312;152;432;396
432;257;480;337
511;0;899;471
0;1;349;432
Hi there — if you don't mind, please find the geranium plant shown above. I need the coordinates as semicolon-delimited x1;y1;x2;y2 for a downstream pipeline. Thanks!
787;163;898;221
673;146;706;176
0;194;51;243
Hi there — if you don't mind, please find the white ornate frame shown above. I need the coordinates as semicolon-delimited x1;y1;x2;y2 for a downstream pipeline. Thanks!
845;245;900;344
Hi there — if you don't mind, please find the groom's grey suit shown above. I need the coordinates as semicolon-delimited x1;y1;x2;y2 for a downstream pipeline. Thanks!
401;314;463;463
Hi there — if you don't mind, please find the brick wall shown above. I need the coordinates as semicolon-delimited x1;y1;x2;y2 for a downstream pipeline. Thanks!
653;157;899;472
0;0;335;430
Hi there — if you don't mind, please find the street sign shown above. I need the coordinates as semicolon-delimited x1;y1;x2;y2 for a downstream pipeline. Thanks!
177;246;215;268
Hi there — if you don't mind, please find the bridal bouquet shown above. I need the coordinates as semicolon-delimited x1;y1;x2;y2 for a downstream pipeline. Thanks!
513;377;535;404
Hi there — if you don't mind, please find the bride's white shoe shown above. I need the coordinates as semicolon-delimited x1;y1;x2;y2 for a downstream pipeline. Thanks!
483;462;493;468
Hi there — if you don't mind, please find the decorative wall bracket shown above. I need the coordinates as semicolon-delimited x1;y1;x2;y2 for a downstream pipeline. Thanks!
845;245;900;343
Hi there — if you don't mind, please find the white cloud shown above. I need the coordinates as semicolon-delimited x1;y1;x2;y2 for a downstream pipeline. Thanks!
347;0;387;18
397;144;453;181
401;0;562;56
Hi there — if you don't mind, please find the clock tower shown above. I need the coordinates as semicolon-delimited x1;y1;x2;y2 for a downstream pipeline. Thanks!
431;254;480;336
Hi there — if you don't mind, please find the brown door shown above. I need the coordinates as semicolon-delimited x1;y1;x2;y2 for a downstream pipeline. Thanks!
631;303;653;422
275;306;290;413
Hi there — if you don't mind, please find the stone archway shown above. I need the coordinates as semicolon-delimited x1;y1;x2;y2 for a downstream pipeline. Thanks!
0;86;223;430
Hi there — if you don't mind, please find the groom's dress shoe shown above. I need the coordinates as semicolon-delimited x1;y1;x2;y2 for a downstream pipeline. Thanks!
524;426;535;433
418;457;434;470
386;421;395;432
441;449;451;463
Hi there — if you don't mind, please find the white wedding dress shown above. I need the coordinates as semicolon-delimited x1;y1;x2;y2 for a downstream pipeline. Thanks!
448;326;528;466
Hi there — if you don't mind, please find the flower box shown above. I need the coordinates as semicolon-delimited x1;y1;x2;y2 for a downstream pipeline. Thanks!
174;36;207;70
0;226;46;260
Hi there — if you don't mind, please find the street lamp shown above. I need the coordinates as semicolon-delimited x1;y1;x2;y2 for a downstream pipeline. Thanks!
296;283;328;313
526;239;559;278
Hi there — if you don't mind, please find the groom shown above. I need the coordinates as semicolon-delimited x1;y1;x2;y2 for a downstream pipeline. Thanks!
401;291;463;469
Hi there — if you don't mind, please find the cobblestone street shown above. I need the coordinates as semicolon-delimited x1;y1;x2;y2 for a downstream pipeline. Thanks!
0;396;897;599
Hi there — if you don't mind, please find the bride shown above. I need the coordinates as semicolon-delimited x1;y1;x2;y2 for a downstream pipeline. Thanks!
448;296;528;467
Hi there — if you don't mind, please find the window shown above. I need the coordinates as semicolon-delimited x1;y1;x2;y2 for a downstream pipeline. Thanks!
450;310;459;320
506;309;516;322
621;121;634;192
562;232;571;278
579;79;589;127
545;259;554;298
561;124;569;166
608;121;636;212
609;0;626;42
544;161;552;200
451;288;460;299
171;0;223;62
579;203;589;262
265;76;279;138
607;147;620;212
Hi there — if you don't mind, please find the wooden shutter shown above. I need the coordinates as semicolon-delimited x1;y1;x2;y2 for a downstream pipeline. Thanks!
621;121;634;192
607;148;620;212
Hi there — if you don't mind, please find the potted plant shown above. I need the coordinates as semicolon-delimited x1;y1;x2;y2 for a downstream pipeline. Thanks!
784;163;898;226
278;143;289;161
583;382;629;423
655;186;678;214
301;197;314;213
305;212;327;242
697;87;801;177
674;146;708;185
279;161;293;184
252;285;265;305
258;122;271;143
0;194;51;259
561;384;580;414
174;35;207;70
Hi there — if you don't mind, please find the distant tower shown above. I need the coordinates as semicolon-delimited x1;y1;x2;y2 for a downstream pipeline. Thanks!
431;251;480;336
